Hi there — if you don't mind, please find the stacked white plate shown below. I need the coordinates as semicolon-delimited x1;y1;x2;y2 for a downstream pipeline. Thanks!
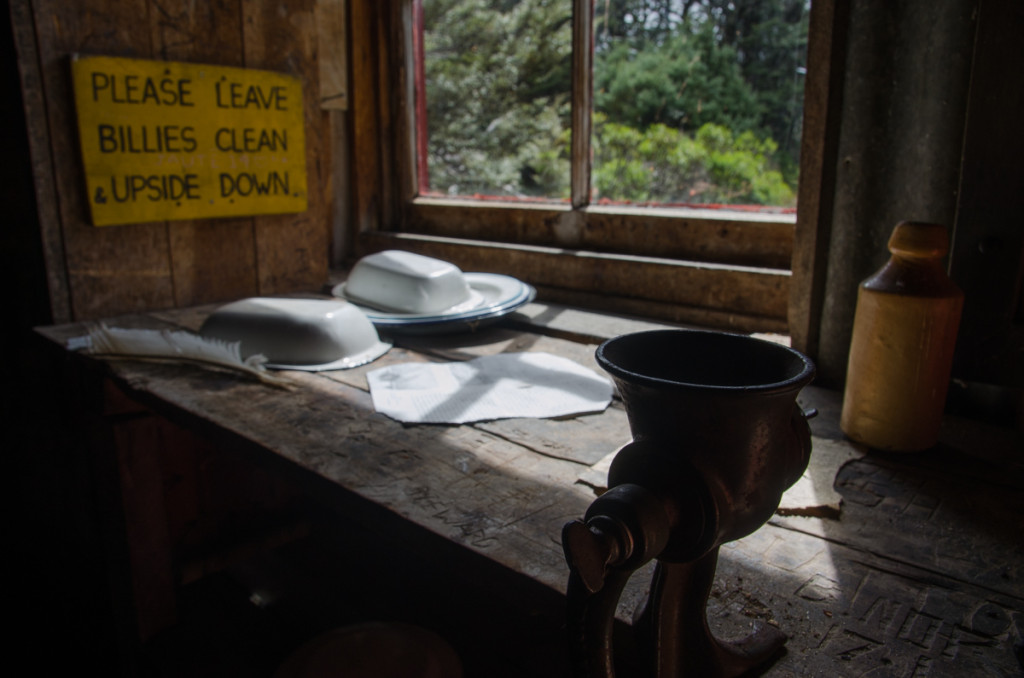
331;250;535;334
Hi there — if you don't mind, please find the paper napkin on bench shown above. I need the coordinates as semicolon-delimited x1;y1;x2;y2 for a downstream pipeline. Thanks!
367;352;613;424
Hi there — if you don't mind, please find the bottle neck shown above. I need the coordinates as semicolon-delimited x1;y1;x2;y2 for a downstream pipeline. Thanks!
862;255;961;298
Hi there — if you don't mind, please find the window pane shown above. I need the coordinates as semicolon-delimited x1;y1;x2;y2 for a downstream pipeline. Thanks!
593;1;808;209
420;0;573;200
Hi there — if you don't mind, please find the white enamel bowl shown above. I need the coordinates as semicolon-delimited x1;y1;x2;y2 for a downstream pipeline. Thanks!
339;250;480;314
199;297;391;371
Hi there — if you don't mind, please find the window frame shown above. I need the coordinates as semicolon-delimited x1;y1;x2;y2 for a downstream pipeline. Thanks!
348;0;831;336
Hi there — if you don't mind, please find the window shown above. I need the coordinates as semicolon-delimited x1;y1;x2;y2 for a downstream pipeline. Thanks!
348;0;825;335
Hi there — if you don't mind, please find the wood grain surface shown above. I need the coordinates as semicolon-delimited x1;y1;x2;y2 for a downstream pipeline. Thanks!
36;301;1024;676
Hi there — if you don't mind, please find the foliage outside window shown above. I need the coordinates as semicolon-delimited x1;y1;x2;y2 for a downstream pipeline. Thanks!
420;0;808;209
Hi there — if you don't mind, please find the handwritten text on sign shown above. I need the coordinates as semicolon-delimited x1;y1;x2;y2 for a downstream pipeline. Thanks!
72;55;307;226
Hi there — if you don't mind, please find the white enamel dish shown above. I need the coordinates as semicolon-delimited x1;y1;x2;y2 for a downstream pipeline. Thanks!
332;272;535;334
342;250;479;314
199;297;391;371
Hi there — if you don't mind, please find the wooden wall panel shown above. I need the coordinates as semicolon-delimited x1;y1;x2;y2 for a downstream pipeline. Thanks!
17;0;333;321
148;1;262;307
32;0;177;320
789;0;848;358
948;0;1024;388
316;0;349;109
349;0;382;236
9;0;71;323
242;0;331;295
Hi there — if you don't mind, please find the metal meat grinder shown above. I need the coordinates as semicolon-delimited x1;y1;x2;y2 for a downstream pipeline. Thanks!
563;329;816;678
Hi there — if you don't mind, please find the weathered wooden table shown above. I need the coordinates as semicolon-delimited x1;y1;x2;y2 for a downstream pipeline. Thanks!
36;300;1024;677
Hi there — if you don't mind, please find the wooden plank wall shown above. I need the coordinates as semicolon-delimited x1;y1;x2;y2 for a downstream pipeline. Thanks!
12;0;332;322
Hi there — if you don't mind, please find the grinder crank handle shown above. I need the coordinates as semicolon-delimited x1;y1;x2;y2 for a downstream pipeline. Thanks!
562;483;673;678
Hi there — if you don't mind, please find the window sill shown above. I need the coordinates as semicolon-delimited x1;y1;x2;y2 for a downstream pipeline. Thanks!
405;198;796;270
350;231;792;334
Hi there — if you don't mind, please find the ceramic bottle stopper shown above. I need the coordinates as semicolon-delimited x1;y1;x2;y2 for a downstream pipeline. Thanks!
840;221;964;451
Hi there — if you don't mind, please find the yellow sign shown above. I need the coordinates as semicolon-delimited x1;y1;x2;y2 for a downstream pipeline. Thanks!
71;55;307;226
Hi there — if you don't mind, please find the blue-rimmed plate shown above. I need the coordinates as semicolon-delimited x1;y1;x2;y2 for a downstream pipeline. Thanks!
331;272;535;334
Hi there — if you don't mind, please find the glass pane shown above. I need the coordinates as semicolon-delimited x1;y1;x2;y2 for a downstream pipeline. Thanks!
420;0;573;201
593;1;809;210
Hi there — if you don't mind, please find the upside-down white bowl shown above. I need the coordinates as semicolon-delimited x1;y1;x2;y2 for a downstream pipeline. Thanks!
199;297;391;371
341;250;478;314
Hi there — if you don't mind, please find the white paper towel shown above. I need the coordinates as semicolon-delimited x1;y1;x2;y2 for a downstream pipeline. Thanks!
367;352;614;424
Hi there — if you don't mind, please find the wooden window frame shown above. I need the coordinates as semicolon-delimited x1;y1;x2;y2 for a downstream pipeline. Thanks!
347;0;837;337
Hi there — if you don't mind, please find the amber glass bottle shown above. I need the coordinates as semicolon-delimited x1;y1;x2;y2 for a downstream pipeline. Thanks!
840;222;964;451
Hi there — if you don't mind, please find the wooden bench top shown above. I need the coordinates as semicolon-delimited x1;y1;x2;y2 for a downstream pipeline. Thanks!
35;300;1024;676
